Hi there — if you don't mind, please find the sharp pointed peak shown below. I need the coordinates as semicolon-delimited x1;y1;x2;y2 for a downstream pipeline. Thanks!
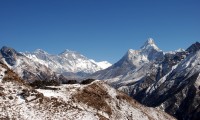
147;38;155;44
140;38;160;51
175;48;185;52
142;38;155;47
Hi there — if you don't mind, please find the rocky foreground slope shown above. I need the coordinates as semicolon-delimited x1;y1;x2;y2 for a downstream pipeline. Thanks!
0;62;174;120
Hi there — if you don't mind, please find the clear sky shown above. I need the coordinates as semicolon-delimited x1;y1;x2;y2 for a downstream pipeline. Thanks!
0;0;200;63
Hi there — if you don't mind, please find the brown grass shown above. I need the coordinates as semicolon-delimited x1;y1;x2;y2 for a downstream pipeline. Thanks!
0;91;5;96
0;61;25;86
73;82;112;116
0;117;10;120
116;91;160;120
0;86;4;91
116;91;137;105
2;67;25;85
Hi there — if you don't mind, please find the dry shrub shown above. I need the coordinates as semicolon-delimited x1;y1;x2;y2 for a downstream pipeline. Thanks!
116;92;155;120
0;91;5;96
29;79;60;88
0;117;10;120
2;68;25;85
43;86;60;90
0;86;4;91
0;62;26;86
8;96;13;100
116;92;137;106
62;80;77;84
20;89;30;98
73;82;112;116
0;61;8;69
80;79;95;85
51;97;63;107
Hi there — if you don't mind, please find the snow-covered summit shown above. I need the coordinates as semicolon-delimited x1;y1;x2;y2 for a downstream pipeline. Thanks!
91;38;164;79
34;49;49;54
59;49;86;60
175;48;185;52
140;38;160;51
23;49;111;78
126;38;163;66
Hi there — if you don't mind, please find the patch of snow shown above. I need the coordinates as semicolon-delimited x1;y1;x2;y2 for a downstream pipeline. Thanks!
140;38;160;51
96;61;112;69
175;48;185;52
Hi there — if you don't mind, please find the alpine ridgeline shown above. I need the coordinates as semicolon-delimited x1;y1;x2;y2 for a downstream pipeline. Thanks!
0;46;61;83
91;38;200;120
0;46;111;83
91;38;164;80
23;49;111;79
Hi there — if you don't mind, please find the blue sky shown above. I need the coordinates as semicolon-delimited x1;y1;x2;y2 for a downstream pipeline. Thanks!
0;0;200;63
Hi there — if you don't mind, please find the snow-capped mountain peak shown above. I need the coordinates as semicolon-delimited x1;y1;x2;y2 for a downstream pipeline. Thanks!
140;38;160;51
34;49;48;54
126;38;163;64
61;49;85;59
22;49;112;78
144;38;155;45
175;48;185;52
91;38;164;80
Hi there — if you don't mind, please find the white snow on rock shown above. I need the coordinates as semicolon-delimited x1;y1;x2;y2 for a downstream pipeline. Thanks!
23;49;112;75
140;38;160;51
96;61;112;69
147;50;200;95
92;38;164;84
0;62;175;120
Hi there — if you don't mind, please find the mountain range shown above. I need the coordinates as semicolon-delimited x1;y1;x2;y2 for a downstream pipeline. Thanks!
91;39;200;120
0;38;200;120
0;46;111;83
23;49;111;79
